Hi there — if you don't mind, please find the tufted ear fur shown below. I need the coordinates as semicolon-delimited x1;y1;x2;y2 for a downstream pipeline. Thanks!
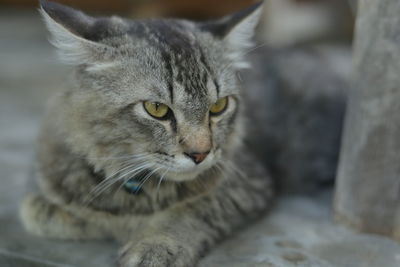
39;0;115;68
200;2;264;69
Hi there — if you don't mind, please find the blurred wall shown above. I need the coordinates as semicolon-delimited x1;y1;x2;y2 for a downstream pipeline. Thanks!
0;0;132;13
0;0;354;44
262;0;354;46
129;0;257;19
0;0;258;18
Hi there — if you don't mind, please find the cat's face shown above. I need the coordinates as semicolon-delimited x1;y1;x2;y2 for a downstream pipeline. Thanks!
40;0;262;182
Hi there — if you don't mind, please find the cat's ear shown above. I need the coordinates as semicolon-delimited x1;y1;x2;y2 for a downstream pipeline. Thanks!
201;2;263;68
39;0;112;66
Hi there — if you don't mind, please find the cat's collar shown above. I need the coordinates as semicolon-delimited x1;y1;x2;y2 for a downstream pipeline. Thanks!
124;178;143;194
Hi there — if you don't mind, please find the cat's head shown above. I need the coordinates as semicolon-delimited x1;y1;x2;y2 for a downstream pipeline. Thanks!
40;0;263;182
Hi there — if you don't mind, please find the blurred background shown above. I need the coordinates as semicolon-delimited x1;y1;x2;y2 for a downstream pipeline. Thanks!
3;1;399;267
0;0;355;40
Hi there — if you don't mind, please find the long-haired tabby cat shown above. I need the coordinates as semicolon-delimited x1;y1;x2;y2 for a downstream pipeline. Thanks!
21;1;274;266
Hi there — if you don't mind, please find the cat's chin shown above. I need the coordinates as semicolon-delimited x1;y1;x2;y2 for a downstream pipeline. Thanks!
160;151;219;182
163;169;206;182
161;164;215;182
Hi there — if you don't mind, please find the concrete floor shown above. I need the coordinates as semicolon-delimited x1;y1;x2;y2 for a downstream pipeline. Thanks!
0;9;399;267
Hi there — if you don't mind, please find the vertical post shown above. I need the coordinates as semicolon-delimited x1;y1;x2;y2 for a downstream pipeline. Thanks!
334;0;400;240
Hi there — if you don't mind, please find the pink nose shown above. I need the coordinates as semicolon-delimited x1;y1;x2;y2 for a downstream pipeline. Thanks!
184;151;210;164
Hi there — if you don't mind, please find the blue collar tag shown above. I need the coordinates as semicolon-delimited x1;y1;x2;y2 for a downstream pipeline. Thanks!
124;178;143;194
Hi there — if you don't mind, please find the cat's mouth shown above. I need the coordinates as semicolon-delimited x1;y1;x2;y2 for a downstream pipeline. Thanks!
163;168;207;182
157;149;221;182
122;164;213;186
118;149;221;184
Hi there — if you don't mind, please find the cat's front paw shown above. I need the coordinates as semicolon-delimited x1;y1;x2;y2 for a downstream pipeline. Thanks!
118;235;194;267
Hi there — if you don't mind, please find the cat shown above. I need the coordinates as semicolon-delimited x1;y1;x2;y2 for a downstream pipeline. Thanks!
20;1;274;266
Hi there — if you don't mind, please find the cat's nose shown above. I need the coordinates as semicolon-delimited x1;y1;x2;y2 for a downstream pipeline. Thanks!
184;151;210;164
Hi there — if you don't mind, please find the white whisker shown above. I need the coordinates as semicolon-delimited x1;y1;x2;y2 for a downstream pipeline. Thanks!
134;166;162;193
84;160;155;205
90;155;152;195
156;167;170;201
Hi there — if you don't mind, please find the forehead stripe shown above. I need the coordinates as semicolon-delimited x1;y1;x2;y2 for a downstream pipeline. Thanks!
161;51;174;103
133;20;217;102
214;79;220;97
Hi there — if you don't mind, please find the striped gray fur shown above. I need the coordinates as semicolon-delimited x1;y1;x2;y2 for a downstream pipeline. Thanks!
21;1;273;267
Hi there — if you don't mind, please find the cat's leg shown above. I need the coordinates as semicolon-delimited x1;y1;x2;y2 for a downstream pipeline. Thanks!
118;153;274;267
20;193;109;240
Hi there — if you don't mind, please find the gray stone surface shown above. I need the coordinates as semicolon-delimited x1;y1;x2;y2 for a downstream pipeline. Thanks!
0;8;399;267
334;0;400;239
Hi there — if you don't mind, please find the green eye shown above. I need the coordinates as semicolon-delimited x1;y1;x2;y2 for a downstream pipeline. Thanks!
143;101;170;119
210;96;228;115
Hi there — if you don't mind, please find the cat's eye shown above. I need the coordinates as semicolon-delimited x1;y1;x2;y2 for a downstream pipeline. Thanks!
143;101;170;119
210;96;228;116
